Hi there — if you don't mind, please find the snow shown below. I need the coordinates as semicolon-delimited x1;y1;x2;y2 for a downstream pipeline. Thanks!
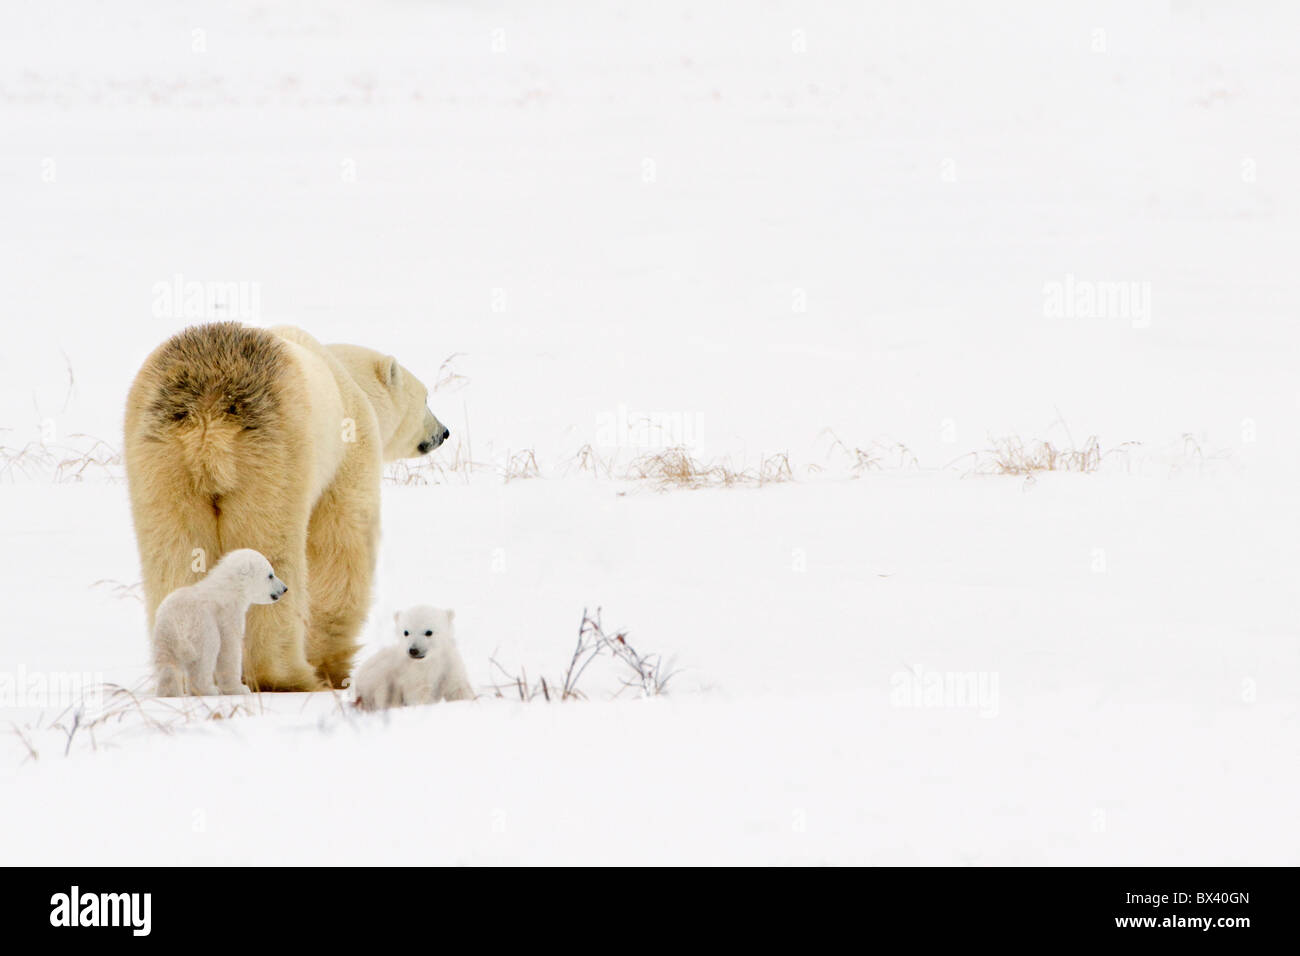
1;0;1298;864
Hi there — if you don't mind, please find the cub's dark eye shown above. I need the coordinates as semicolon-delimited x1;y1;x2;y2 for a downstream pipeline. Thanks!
424;630;433;637
268;573;273;579
403;630;409;637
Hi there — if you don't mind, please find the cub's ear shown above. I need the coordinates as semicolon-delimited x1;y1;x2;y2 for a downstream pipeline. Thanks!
447;609;455;622
393;611;400;623
375;355;400;387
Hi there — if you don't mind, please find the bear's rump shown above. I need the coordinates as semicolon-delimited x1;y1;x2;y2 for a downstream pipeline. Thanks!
130;322;296;498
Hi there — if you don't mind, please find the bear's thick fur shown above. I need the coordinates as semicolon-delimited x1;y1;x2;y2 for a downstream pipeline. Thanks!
124;322;447;690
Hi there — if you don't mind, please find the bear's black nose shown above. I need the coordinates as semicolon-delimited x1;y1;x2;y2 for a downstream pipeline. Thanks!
441;428;450;441
408;648;422;658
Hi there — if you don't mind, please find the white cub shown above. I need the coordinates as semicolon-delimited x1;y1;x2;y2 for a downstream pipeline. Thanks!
152;548;288;696
353;605;474;711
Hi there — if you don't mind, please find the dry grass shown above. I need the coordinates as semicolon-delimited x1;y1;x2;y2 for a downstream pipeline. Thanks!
0;355;124;483
624;445;793;490
503;448;540;483
624;446;712;488
984;435;1105;474
488;607;678;702
8;681;269;763
567;443;614;479
820;429;918;475
964;434;1140;476
53;436;122;482
91;579;144;604
1163;432;1231;476
954;412;1140;476
759;451;794;483
7;677;378;763
936;410;1147;476
383;406;484;485
0;433;122;483
388;441;794;489
431;352;469;393
0;410;1167;493
0;437;55;482
383;456;461;486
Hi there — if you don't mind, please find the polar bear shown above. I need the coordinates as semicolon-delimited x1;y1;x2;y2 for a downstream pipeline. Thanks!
153;548;288;696
124;322;448;691
352;606;474;710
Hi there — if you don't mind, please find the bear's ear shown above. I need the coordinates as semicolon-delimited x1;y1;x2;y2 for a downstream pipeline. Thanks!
375;355;400;387
447;609;455;622
393;611;400;623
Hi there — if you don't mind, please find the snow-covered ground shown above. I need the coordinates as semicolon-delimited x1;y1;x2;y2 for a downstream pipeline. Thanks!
1;1;1298;864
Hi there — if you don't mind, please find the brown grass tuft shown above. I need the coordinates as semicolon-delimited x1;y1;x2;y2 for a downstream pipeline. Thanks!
984;435;1107;475
567;443;613;479
759;451;794;484
503;449;540;483
624;445;792;490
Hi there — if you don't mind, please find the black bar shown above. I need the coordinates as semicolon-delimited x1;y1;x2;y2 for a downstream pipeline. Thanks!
4;867;1286;943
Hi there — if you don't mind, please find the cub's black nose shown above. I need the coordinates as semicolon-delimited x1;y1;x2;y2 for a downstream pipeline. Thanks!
441;428;450;440
408;648;421;658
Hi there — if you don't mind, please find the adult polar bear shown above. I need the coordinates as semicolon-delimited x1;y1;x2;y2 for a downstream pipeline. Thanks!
124;322;447;691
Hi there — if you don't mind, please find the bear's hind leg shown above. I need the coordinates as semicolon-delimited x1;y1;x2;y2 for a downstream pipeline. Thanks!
305;482;380;688
153;619;192;697
217;485;322;692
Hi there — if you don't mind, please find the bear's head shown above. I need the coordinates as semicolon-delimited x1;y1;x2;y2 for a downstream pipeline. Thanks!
394;605;455;660
216;548;288;605
333;346;450;462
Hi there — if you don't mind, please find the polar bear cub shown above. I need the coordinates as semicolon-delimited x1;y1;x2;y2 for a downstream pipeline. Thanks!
353;605;474;710
153;548;288;696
